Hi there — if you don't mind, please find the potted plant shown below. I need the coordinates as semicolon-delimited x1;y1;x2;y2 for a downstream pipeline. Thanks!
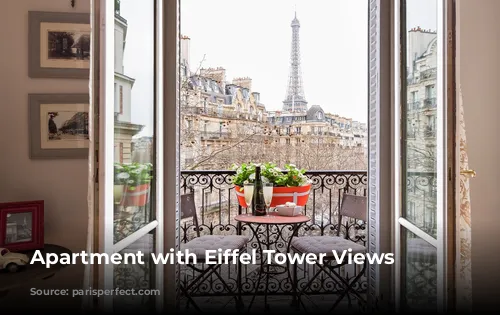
116;162;153;207
231;162;312;207
114;163;129;204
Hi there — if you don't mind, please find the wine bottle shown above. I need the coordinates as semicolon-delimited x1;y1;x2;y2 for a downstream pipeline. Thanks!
252;165;266;216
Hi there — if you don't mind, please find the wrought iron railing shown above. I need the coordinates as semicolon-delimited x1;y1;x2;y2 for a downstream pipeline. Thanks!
423;97;437;109
179;170;368;297
420;67;437;80
407;101;421;111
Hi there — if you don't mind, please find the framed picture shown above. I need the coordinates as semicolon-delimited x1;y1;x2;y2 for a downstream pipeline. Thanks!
29;94;89;159
0;200;44;252
28;11;90;79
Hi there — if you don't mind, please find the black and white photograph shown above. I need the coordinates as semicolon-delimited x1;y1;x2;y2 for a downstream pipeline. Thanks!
47;31;90;61
29;93;90;159
47;111;89;142
28;11;90;78
39;103;89;149
5;212;33;244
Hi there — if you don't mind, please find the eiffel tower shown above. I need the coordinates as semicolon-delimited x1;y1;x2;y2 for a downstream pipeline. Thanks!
283;11;308;112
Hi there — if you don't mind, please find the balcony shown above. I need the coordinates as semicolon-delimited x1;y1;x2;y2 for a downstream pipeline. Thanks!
177;169;437;299
407;101;421;111
420;67;437;81
424;128;436;138
180;170;368;298
182;106;264;122
423;97;437;109
200;131;231;140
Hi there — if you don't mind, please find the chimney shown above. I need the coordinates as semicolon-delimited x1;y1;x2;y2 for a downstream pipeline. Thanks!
180;35;190;68
232;77;252;90
200;67;226;84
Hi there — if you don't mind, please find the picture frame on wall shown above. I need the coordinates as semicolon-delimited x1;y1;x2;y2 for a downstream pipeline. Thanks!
28;11;90;79
0;200;44;252
29;94;89;159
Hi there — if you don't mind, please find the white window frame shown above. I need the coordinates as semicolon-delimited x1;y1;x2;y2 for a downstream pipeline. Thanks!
93;0;165;312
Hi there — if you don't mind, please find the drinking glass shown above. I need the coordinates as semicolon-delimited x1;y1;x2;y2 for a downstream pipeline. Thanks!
244;183;254;210
263;182;274;213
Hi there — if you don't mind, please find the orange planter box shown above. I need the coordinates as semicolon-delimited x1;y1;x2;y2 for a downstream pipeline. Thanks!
235;183;311;208
122;184;150;207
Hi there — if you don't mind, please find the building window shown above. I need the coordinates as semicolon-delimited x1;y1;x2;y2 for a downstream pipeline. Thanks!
295;127;301;134
119;85;123;114
285;138;291;145
425;84;435;98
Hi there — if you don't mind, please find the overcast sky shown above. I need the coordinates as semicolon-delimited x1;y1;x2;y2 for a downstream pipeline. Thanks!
119;0;437;137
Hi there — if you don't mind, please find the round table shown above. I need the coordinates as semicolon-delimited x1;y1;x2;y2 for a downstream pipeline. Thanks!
0;244;72;298
234;212;310;311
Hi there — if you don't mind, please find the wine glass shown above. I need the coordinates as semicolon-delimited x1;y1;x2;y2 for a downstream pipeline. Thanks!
243;183;254;212
263;182;274;214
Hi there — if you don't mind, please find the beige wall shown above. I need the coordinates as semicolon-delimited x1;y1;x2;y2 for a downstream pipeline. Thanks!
457;0;500;311
0;0;89;308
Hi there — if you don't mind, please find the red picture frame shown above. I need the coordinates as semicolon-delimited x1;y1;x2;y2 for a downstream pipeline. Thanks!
0;200;44;252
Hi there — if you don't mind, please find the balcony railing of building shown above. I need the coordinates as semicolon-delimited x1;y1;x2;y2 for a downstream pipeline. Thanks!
424;127;436;138
407;101;421;111
420;67;437;81
182;106;264;121
178;169;437;298
200;131;231;140
423;97;437;109
407;67;437;85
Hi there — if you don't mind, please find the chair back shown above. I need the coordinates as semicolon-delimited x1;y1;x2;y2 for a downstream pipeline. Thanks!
180;191;200;237
337;193;367;237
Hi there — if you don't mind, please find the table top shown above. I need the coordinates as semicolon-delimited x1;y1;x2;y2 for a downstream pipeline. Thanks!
0;244;71;292
235;212;310;225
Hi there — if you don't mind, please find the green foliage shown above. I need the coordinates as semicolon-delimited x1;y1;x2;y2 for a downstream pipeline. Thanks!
230;162;309;187
114;162;153;190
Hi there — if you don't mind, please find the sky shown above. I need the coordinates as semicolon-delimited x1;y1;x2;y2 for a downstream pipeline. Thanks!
118;0;437;137
181;0;368;123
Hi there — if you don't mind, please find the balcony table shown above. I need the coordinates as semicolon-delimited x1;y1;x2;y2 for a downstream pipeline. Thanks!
0;244;72;299
234;212;310;312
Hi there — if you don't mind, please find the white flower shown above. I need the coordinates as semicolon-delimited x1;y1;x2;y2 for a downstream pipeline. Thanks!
117;172;130;180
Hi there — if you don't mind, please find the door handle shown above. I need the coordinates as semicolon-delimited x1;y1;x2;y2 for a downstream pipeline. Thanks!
460;169;476;178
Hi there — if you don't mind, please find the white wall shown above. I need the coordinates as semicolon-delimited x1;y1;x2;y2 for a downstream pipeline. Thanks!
0;0;89;309
457;0;500;311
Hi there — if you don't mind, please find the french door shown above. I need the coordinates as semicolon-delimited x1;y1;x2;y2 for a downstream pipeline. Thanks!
92;0;164;312
394;0;454;312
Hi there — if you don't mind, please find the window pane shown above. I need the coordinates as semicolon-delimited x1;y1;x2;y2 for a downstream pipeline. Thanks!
113;233;156;311
403;0;438;237
404;229;437;311
113;0;155;243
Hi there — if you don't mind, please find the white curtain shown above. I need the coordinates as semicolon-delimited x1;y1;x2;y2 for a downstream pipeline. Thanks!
457;85;472;311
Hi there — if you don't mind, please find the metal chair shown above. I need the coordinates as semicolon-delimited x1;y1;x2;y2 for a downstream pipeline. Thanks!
290;193;368;311
179;191;248;312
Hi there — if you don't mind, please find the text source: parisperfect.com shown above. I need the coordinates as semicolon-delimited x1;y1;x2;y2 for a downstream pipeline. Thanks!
30;288;161;298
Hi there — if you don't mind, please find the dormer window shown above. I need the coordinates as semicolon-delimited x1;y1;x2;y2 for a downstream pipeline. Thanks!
317;112;323;120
